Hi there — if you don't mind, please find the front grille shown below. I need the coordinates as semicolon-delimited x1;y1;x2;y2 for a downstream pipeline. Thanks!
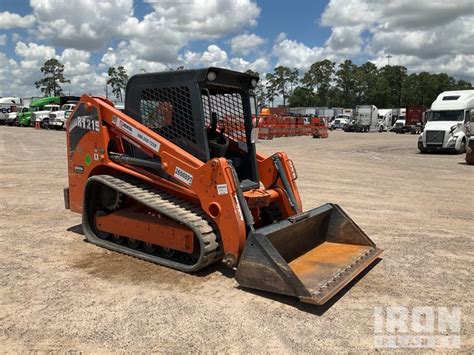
426;130;445;145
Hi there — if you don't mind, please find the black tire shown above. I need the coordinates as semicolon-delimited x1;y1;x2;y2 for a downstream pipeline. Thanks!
457;139;467;154
466;146;474;165
418;140;427;154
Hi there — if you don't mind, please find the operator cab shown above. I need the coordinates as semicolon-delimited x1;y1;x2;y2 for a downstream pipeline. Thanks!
124;67;260;190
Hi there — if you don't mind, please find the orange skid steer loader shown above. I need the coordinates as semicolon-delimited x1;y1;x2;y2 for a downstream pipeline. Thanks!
64;68;381;305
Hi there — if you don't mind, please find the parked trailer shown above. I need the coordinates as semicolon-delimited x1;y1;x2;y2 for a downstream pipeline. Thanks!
288;107;316;115
344;105;379;132
315;107;344;118
418;90;473;154
395;105;426;134
342;108;353;118
0;97;22;125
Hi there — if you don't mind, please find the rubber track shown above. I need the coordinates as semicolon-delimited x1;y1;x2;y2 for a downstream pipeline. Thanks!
83;174;221;272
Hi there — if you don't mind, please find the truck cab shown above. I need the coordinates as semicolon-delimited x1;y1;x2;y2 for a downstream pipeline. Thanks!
49;102;77;130
330;114;350;130
344;105;378;132
31;104;60;128
418;90;473;154
377;109;393;132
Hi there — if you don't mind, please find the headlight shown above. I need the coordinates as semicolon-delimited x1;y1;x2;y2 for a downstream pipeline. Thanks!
450;135;458;140
207;71;217;81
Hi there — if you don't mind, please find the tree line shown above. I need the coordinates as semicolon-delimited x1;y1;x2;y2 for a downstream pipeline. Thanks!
35;57;472;109
247;60;472;109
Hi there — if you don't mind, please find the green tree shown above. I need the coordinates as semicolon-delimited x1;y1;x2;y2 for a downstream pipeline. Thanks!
454;79;472;89
34;58;70;97
375;65;407;107
302;59;335;106
335;60;359;107
107;66;129;101
245;70;267;110
288;87;317;107
355;62;379;104
266;66;299;107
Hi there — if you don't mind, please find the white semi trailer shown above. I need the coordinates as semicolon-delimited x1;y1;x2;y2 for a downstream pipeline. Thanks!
0;97;22;125
344;105;378;132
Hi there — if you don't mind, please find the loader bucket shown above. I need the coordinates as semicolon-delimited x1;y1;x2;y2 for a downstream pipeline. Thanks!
235;203;382;305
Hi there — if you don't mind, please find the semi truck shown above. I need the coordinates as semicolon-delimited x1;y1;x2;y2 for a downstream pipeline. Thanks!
48;102;78;129
418;90;473;154
330;114;350;130
0;97;22;125
344;105;378;132
18;97;60;126
394;105;426;134
377;109;393;132
19;96;80;127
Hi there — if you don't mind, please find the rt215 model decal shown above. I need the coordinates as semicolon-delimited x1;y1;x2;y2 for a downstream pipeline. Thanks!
77;115;100;132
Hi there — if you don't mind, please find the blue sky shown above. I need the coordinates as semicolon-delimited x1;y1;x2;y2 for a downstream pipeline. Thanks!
0;0;472;97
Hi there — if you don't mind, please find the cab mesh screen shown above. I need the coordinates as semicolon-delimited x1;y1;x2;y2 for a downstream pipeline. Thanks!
140;86;196;144
202;92;247;143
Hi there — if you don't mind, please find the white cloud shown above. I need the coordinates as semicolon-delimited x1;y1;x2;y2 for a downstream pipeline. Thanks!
59;48;92;76
0;42;100;97
318;0;474;80
324;25;364;55
229;57;269;74
180;45;229;68
144;0;260;38
100;42;169;76
15;41;56;61
180;45;269;74
118;0;261;63
0;34;7;46
0;11;35;29
230;33;265;56
272;36;324;70
30;0;133;50
369;16;474;59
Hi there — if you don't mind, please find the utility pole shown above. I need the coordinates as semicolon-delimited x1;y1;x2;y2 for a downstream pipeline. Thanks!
386;55;392;66
398;68;402;112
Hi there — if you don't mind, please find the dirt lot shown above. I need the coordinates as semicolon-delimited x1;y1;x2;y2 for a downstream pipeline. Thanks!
1;126;472;352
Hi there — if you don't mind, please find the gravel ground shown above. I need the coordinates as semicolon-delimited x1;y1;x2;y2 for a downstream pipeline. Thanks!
0;126;472;353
